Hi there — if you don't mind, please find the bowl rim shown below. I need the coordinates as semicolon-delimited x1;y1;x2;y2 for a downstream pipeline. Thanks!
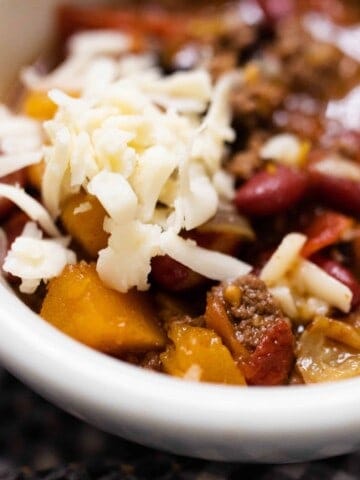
1;281;360;442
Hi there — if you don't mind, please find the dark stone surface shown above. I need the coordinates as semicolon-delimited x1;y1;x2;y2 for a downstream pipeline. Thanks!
1;370;360;479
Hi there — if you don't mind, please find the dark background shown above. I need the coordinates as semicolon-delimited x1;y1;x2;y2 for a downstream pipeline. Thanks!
1;370;360;480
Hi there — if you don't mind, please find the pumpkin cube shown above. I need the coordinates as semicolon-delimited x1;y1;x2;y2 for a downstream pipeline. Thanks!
23;91;57;120
60;192;109;258
41;262;166;355
27;160;45;191
161;323;246;385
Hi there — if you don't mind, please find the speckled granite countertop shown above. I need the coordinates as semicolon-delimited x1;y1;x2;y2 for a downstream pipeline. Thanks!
1;370;360;480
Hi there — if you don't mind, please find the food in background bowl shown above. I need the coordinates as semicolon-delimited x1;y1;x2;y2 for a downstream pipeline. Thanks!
1;0;360;387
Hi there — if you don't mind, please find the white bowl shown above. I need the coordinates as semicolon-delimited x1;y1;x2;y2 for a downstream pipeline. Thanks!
1;280;360;463
1;0;360;464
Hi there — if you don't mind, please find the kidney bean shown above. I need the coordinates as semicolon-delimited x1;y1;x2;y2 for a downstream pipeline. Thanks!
0;170;26;219
312;255;360;309
152;228;246;292
256;0;295;23
151;255;205;292
234;165;309;217
308;168;360;216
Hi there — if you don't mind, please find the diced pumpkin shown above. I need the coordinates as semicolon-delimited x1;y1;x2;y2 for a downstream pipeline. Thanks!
40;262;166;355
27;160;45;191
60;192;109;258
161;323;246;385
23;91;57;120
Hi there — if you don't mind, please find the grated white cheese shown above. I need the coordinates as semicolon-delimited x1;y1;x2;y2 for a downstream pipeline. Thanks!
98;219;162;292
87;171;138;224
312;154;360;182
22;31;133;93
192;71;241;174
68;30;131;57
0;106;43;176
260;133;305;167
212;170;235;200
303;13;360;63
260;233;307;286
3;222;76;294
261;232;353;315
140;70;212;113
292;260;352;313
0;152;42;178
270;285;298;319
41;55;243;292
160;230;252;282
326;86;360;131
0;184;60;237
131;145;177;222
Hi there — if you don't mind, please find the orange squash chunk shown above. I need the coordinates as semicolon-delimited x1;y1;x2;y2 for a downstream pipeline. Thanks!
23;91;57;120
61;192;109;258
161;323;246;385
41;262;166;355
27;160;45;191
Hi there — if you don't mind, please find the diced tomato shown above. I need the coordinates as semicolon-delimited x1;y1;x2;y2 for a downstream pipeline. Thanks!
301;210;353;258
242;318;294;386
58;5;193;45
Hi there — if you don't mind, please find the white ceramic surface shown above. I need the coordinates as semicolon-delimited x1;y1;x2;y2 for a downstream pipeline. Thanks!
0;0;360;463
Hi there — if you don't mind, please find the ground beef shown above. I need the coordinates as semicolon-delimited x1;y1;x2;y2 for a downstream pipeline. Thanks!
271;18;360;99
231;79;286;126
206;275;295;385
216;275;285;352
209;50;238;81
227;131;268;180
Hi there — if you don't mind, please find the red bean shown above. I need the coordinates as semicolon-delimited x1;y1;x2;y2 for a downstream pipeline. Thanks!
308;168;360;216
234;165;309;216
256;0;295;22
312;255;360;309
151;230;244;292
0;170;26;219
151;255;205;292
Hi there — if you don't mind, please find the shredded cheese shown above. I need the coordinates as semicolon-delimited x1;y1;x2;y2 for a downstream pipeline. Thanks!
3;222;76;294
326;86;360;131
312;154;360;182
87;171;138;224
261;232;353;315
38;41;243;293
260;133;306;167
303;13;360;63
0;184;60;237
0;106;43;176
160;230;252;282
292;260;352;313
260;233;307;286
